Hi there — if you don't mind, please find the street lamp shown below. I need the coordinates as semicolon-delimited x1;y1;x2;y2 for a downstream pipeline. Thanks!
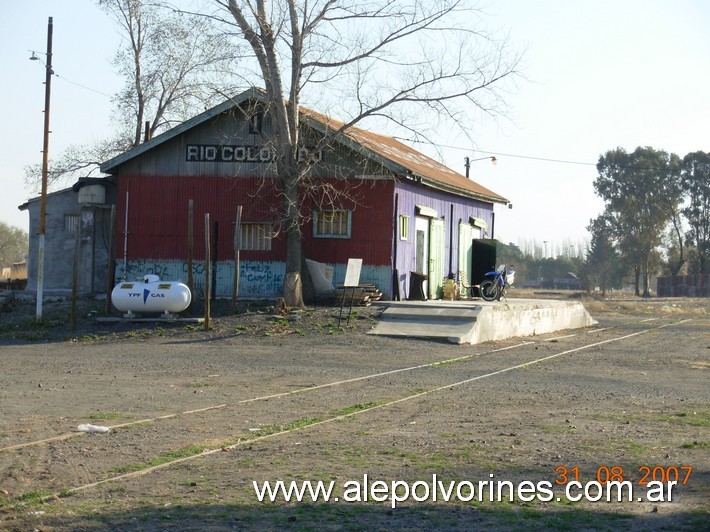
31;17;54;322
464;155;497;178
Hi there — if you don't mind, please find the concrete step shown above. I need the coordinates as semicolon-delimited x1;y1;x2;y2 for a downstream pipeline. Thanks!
370;298;597;344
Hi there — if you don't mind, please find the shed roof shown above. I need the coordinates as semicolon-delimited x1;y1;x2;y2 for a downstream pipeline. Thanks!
101;88;508;204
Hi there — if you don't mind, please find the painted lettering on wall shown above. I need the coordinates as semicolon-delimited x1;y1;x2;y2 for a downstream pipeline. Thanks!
186;144;321;164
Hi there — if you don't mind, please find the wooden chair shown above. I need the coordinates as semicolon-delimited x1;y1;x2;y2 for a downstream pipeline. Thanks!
458;271;479;299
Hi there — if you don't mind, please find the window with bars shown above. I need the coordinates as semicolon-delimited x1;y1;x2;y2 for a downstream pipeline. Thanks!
64;215;80;233
239;223;272;251
399;215;409;240
313;209;352;238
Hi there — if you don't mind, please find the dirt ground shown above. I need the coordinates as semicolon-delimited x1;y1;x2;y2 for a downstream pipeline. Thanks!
0;290;708;531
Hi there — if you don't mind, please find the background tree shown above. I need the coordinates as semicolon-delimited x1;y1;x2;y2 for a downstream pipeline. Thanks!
0;223;29;271
580;215;621;296
681;151;710;273
216;0;521;306
594;146;679;297
25;0;241;193
104;0;240;147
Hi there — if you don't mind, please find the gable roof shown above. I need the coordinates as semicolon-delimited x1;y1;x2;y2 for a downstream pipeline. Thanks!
101;88;508;204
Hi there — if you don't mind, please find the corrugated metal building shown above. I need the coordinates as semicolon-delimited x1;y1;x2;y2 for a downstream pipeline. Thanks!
19;178;117;296
99;88;509;300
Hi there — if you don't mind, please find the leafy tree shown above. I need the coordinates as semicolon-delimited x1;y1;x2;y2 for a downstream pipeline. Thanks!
25;0;241;193
496;241;585;287
218;0;521;306
594;146;680;297
0;223;28;271
580;215;621;296
496;242;527;281
681;151;710;273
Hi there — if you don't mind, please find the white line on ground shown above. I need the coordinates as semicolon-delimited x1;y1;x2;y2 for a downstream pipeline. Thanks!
52;318;692;498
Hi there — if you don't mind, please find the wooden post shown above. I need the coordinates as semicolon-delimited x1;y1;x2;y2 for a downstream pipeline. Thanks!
212;220;218;301
105;205;116;315
36;17;54;322
231;205;242;313
187;199;194;312
204;213;211;331
70;223;80;329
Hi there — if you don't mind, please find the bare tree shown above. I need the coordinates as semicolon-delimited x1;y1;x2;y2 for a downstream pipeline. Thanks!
213;0;521;305
25;0;242;193
104;0;242;146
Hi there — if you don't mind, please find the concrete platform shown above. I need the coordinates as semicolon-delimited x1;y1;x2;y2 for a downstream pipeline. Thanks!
370;298;598;344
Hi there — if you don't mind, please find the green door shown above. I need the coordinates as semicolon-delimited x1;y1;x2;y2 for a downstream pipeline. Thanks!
428;218;445;299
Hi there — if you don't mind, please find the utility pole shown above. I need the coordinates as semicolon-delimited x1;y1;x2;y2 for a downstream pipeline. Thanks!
36;16;53;322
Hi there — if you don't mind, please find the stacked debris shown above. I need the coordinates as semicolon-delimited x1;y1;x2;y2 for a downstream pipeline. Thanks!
333;284;383;306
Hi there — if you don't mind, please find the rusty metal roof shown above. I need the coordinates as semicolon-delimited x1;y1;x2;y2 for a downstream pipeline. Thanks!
102;88;508;204
301;107;508;204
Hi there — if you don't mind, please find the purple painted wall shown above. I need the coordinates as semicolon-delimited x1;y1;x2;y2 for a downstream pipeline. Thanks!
393;179;495;299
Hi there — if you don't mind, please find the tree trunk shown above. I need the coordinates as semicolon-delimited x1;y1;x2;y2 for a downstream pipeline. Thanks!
633;266;641;296
642;259;651;298
281;181;304;308
670;210;685;276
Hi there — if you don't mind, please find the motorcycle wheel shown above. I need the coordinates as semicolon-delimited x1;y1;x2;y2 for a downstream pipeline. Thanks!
480;279;499;301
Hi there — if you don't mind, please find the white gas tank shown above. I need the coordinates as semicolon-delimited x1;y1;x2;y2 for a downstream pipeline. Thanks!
112;275;191;315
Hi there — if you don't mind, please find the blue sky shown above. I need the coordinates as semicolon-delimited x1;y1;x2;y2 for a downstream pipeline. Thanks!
2;0;708;253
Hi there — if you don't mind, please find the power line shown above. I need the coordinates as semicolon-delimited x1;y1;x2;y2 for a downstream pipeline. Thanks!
54;74;113;98
425;141;598;167
30;49;113;98
402;138;685;172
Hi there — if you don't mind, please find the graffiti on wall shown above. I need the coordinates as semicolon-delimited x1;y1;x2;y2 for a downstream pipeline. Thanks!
115;259;284;297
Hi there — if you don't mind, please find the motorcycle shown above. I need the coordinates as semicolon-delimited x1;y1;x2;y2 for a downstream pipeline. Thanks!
479;264;515;301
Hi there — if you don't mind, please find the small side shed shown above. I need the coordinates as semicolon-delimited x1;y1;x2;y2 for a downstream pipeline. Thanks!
19;178;117;296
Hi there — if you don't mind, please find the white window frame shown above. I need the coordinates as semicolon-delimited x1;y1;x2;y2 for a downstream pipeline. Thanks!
313;209;352;239
399;215;409;240
240;222;273;251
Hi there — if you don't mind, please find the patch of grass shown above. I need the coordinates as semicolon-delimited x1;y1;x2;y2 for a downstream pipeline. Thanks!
255;417;323;437
539;423;575;434
188;382;212;388
331;401;385;417
621;439;650;458
592;408;710;428
16;489;54;504
680;441;709;449
88;411;125;420
660;411;710;427
0;322;18;332
75;333;100;342
111;444;208;474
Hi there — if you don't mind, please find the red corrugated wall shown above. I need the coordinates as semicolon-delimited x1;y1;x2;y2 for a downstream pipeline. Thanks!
302;178;395;266
116;175;394;266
